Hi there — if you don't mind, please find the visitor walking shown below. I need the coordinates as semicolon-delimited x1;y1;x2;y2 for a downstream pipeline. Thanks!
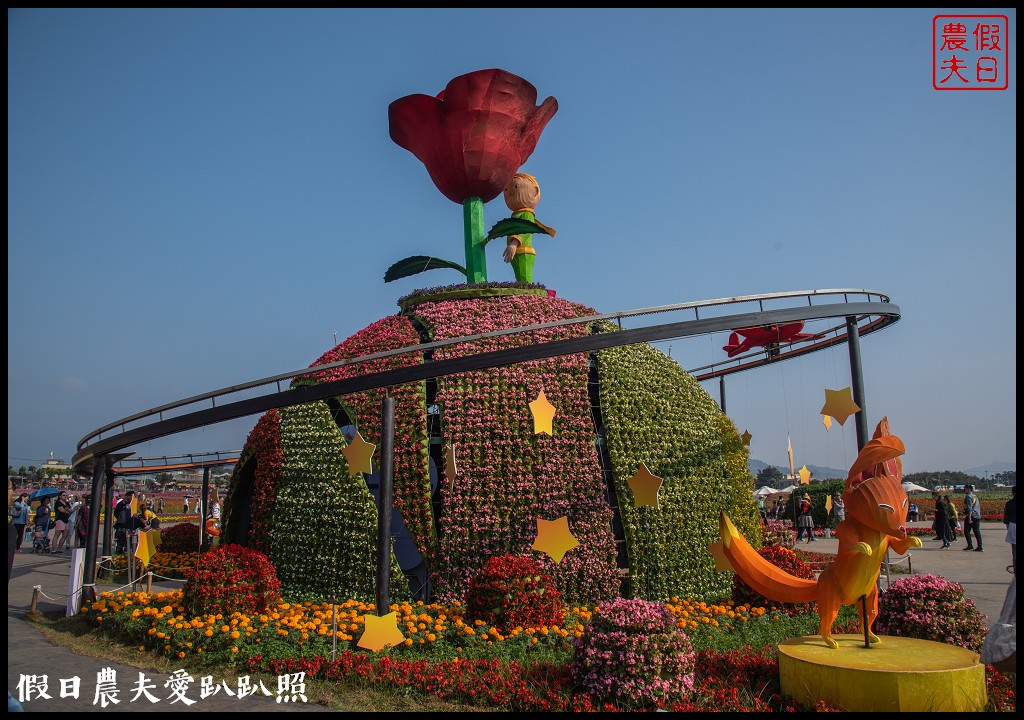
52;492;73;552
931;491;944;541
34;497;53;548
113;491;136;554
934;494;952;549
944;495;959;542
8;482;18;580
66;494;83;549
832;493;846;524
795;494;815;543
9;492;30;553
963;484;983;552
76;495;91;549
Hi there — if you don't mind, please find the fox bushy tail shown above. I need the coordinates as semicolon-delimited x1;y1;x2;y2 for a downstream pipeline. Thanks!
719;512;817;605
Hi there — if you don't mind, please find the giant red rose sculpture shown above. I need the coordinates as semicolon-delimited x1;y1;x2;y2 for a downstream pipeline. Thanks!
388;68;558;205
387;69;558;284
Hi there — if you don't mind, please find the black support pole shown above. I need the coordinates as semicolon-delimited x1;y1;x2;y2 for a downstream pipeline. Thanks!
846;316;869;451
201;466;211;549
719;375;726;414
101;473;115;557
81;460;106;603
375;391;395;615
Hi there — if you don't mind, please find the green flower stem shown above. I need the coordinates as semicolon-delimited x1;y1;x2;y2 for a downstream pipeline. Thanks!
462;197;487;283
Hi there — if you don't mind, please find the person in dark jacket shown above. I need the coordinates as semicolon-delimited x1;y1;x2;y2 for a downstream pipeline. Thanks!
934;493;952;549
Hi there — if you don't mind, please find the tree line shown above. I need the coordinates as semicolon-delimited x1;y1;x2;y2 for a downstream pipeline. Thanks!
756;466;1015;488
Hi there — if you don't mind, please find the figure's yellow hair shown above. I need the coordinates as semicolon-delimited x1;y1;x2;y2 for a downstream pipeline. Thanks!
512;172;539;199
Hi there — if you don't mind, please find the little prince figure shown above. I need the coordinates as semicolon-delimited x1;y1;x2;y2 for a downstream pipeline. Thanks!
501;173;555;282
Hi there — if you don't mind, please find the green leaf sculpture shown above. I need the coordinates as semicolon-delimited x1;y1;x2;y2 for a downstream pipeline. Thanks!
483;217;553;245
384;256;468;283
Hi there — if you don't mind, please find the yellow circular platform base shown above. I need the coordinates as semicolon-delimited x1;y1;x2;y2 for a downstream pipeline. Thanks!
778;634;986;712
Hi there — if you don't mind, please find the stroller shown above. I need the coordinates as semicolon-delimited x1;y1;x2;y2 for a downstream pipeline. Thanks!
32;525;52;553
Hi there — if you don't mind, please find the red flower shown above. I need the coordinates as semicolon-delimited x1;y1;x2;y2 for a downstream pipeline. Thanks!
388;68;558;204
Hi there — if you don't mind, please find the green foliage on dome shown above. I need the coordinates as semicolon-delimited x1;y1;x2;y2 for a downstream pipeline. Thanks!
594;330;761;602
225;402;407;602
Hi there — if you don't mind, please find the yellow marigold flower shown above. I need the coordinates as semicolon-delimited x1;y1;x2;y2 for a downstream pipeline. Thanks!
404;638;413;646
427;633;436;642
177;652;186;659
231;647;239;653
204;629;214;637
230;631;240;639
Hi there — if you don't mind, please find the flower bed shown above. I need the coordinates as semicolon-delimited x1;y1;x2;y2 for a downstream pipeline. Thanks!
78;588;1015;711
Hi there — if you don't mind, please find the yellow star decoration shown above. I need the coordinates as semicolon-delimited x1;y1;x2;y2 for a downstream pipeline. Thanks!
820;387;861;426
822;414;833;431
799;465;811;485
825;495;833;513
134;529;156;567
445;443;458;493
740;430;752;446
130;497;139;515
532;516;578;563
627;463;664;508
707;540;734;572
529;390;556;435
357;612;405;652
342;431;376;476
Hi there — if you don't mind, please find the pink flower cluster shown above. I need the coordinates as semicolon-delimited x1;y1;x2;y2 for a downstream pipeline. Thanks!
571;597;696;708
875;573;988;652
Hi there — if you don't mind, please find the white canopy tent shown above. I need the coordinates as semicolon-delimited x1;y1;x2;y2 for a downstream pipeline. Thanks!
902;482;931;493
753;486;777;497
776;485;799;494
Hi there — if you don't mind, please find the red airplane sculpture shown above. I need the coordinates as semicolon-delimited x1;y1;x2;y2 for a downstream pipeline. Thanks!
722;323;814;358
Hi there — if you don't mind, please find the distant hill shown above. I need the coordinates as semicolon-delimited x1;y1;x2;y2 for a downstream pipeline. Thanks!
750;458;1014;480
748;458;847;480
964;461;1016;476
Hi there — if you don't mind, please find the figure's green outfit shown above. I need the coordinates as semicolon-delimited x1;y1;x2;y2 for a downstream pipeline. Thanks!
508;209;536;283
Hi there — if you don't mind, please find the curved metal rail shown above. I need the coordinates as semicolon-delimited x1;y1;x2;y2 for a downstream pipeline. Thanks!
73;288;899;474
107;450;242;476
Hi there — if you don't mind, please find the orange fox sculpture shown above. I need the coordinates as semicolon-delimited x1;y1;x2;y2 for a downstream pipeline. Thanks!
718;418;921;648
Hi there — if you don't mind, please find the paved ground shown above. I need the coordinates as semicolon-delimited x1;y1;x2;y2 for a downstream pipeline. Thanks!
7;543;331;713
7;522;1014;712
802;520;1014;623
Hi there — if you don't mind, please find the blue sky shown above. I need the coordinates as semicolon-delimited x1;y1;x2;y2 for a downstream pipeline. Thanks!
8;8;1016;476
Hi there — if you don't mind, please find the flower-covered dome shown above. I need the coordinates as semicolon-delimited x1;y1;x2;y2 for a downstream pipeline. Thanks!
223;285;760;604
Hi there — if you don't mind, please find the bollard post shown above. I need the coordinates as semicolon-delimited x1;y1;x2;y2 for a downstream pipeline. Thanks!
146;571;153;593
332;594;338;662
30;585;40;614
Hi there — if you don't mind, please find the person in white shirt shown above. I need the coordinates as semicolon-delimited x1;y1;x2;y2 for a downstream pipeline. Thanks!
66;496;84;549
